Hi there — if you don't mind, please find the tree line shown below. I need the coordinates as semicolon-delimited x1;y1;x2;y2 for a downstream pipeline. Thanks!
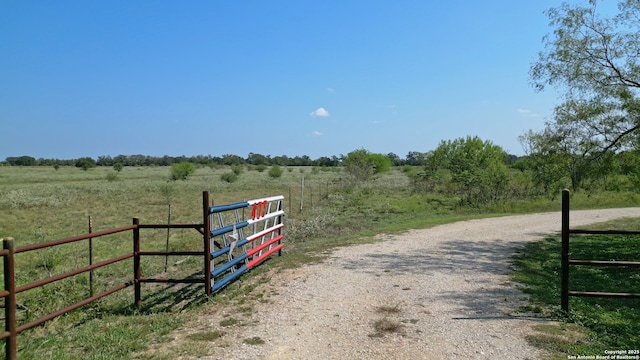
2;151;505;168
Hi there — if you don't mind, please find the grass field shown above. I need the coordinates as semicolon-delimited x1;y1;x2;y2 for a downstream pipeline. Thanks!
1;165;639;359
512;217;640;358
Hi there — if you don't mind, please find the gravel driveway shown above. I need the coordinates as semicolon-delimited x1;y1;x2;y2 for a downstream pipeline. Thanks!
189;208;640;360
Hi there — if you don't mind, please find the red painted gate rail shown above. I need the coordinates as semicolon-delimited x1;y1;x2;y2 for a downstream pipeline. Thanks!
0;191;285;360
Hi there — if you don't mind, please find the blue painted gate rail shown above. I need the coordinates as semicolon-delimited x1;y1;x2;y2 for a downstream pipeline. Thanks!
208;195;285;293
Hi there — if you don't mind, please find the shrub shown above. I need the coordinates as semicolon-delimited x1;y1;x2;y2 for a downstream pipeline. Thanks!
220;172;238;183
269;165;283;178
170;162;196;181
231;165;243;175
255;164;268;172
343;149;374;182
106;172;119;182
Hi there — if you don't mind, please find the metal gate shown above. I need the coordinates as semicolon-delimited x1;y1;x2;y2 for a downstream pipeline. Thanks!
206;195;285;293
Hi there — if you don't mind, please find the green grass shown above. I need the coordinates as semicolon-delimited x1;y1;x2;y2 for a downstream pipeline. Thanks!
512;217;640;357
1;165;640;358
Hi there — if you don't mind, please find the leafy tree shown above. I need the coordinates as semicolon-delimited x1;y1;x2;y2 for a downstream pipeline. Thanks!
315;156;333;167
288;155;313;166
387;152;404;166
6;156;37;166
531;0;640;155
221;154;244;166
405;151;428;166
97;155;113;166
113;163;124;172
425;136;509;205
519;102;621;192
343;149;391;182
75;157;96;171
170;162;196;181
272;155;289;166
246;152;269;165
343;149;373;182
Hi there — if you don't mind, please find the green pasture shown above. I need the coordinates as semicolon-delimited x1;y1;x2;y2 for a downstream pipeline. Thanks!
513;217;640;357
0;165;639;359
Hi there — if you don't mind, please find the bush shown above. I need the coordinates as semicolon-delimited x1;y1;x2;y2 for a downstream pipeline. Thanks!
220;172;238;183
231;165;243;175
343;149;393;182
255;164;268;172
170;162;196;181
368;153;392;174
106;172;119;182
269;165;283;178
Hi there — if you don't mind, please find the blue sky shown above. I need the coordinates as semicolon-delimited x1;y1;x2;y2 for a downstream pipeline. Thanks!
0;1;603;160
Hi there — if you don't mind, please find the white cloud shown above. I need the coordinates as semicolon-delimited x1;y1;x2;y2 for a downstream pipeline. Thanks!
310;107;330;117
313;130;323;136
517;108;541;118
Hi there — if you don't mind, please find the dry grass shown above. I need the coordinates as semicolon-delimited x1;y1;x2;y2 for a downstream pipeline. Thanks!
370;318;405;338
370;304;405;337
243;336;265;345
375;305;402;314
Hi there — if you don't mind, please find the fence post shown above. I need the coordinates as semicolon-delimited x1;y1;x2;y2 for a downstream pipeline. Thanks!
133;218;141;307
300;176;304;213
561;189;570;313
88;216;94;298
3;237;17;360
203;191;212;297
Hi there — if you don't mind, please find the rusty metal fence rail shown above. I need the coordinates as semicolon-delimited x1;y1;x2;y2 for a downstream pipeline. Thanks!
0;191;281;360
560;189;640;313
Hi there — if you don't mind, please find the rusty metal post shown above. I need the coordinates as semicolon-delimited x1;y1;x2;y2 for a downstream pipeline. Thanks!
89;216;94;298
203;191;212;296
164;205;171;273
133;218;141;307
3;238;17;360
561;189;570;313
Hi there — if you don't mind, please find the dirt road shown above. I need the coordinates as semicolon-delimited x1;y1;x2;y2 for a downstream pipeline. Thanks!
174;208;640;360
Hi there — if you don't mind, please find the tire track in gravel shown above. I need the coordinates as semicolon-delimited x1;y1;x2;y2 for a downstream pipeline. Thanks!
196;208;640;360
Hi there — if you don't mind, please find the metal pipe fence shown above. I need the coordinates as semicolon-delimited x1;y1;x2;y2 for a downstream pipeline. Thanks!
560;189;640;313
0;190;284;359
